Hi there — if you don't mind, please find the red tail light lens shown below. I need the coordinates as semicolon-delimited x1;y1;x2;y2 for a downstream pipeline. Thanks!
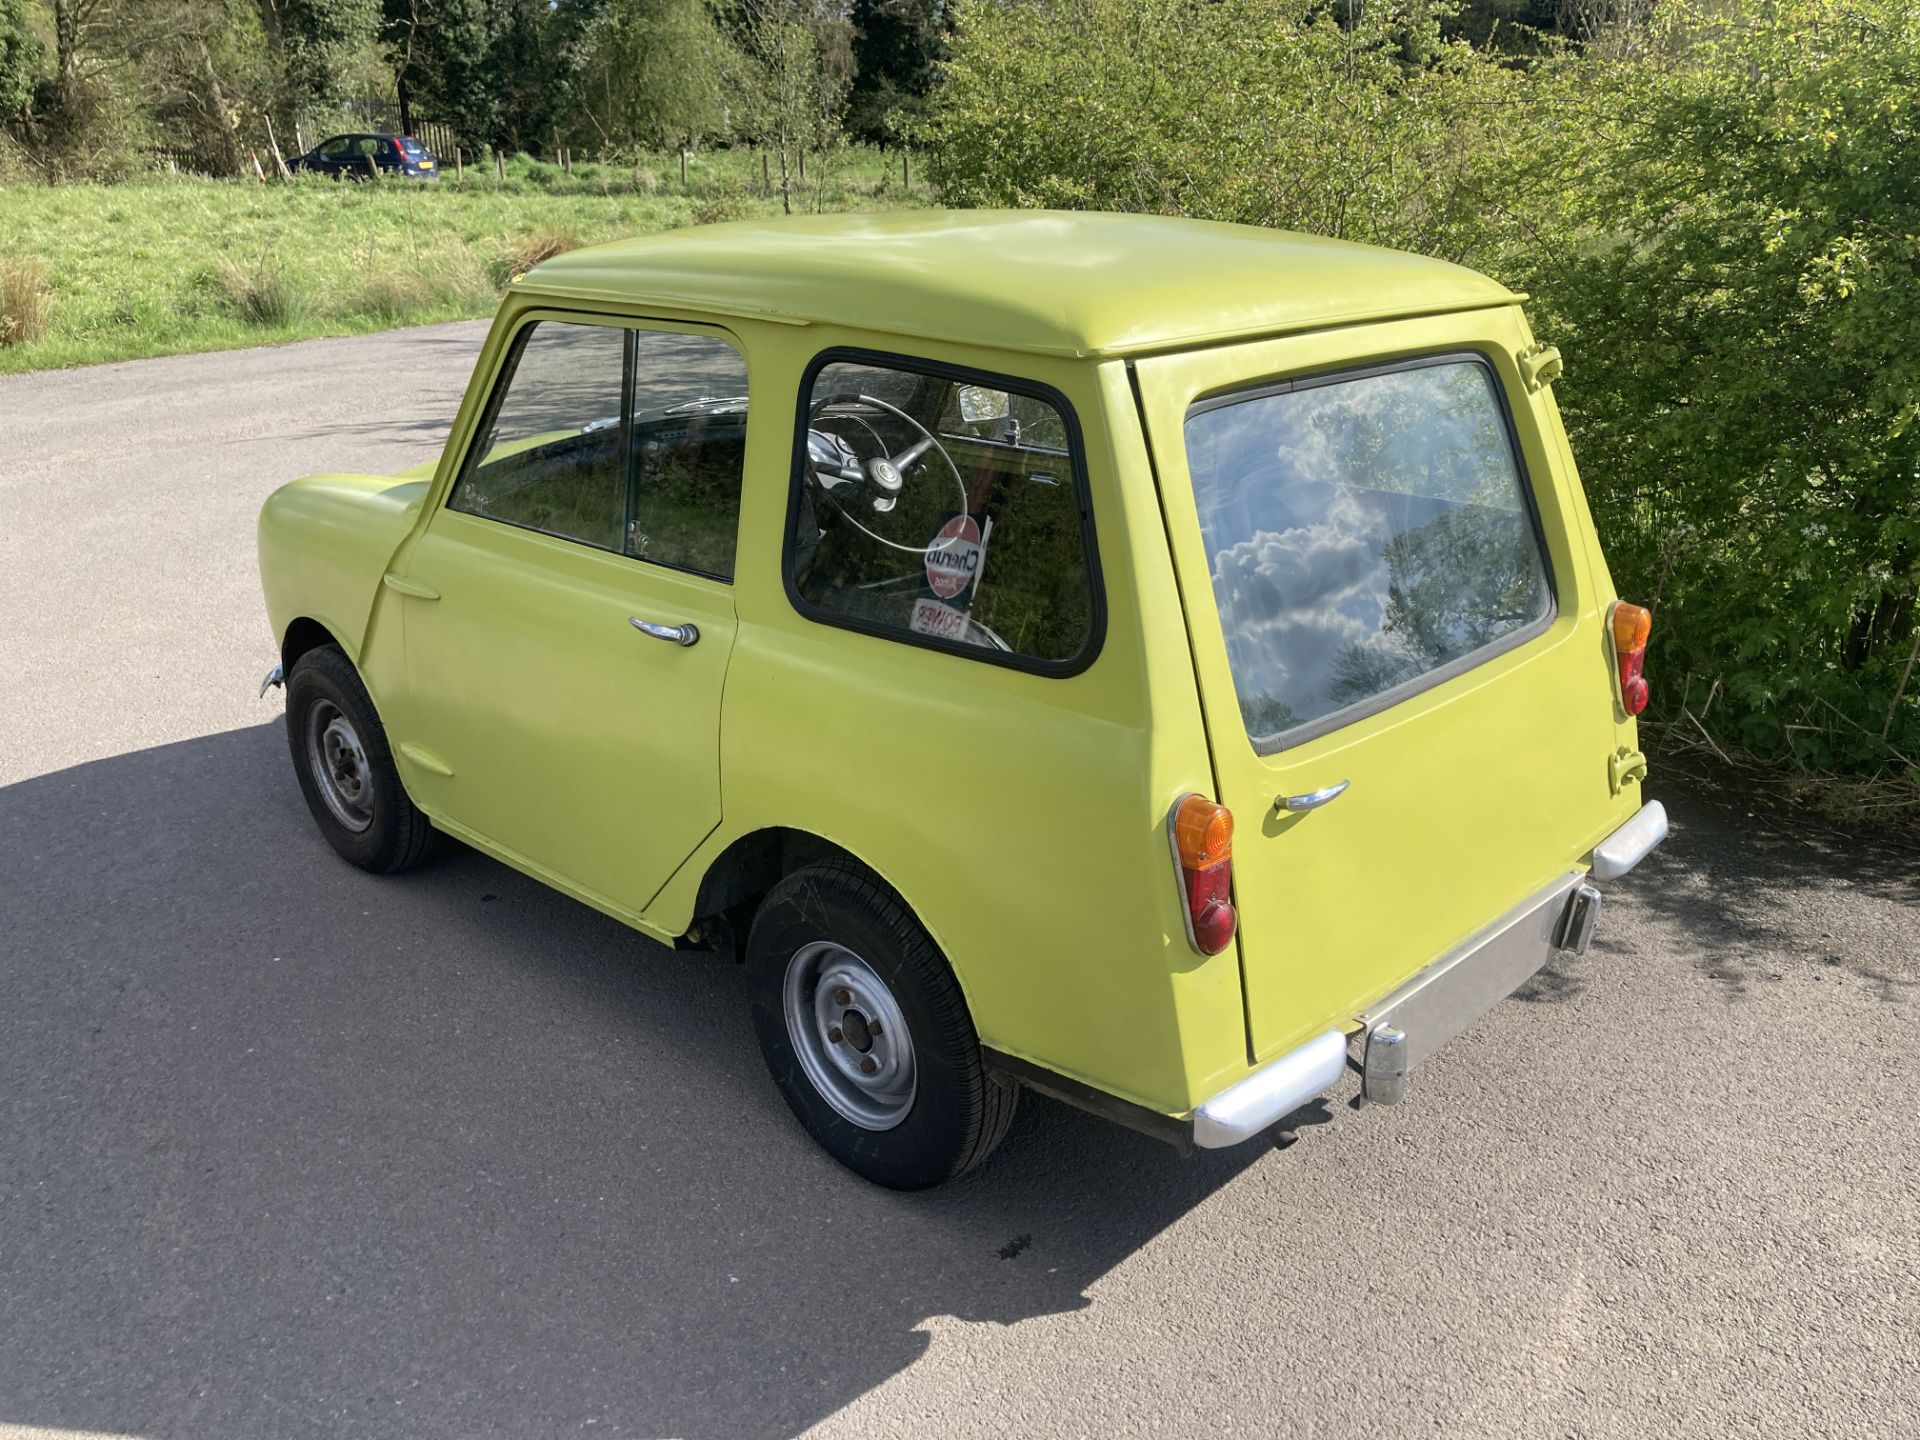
1610;601;1652;717
1170;794;1236;955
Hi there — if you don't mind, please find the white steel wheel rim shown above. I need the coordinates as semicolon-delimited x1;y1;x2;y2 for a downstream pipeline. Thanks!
305;698;375;834
782;941;917;1131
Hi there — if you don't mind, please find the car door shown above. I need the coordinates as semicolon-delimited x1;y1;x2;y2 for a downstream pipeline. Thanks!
389;315;751;919
313;135;351;175
1132;311;1630;1064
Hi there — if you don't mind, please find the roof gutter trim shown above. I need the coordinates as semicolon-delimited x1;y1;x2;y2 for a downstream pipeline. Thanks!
506;283;1524;359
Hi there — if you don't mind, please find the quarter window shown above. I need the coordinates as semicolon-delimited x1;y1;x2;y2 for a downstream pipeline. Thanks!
452;320;748;580
788;354;1098;667
1184;357;1553;746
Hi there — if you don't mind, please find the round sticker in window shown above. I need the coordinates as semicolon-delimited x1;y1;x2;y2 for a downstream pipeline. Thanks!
925;515;982;600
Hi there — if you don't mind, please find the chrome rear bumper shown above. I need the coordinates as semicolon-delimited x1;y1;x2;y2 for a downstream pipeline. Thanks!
1191;799;1668;1142
1592;799;1668;880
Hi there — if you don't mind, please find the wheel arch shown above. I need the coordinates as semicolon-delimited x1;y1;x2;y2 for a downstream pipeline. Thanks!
688;826;910;930
281;615;351;675
678;827;962;987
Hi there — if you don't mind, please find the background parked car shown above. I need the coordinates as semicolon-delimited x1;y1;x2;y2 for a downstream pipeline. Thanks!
287;134;441;180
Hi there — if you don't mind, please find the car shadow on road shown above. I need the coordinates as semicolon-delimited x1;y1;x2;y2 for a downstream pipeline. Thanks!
0;723;1271;1440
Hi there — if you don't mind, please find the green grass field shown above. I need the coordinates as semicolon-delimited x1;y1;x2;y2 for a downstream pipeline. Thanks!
0;147;921;375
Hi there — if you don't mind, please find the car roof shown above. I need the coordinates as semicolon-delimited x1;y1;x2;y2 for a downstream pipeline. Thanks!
514;210;1520;360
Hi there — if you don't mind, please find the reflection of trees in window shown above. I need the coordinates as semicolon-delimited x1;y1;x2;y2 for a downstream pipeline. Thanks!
1239;692;1298;737
1279;365;1515;508
1190;360;1548;740
1328;643;1417;708
1379;504;1546;664
1328;502;1548;708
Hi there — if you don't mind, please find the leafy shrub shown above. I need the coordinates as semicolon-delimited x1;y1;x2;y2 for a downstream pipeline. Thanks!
1518;0;1920;779
0;253;51;346
932;0;1920;793
930;0;1531;264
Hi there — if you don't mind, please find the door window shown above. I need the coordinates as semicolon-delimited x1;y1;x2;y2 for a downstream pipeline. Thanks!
787;352;1099;669
453;322;629;551
1184;356;1553;747
451;320;748;577
627;331;749;580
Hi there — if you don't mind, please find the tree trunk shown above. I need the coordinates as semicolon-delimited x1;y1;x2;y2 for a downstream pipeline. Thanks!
196;39;246;177
52;0;83;112
397;75;414;138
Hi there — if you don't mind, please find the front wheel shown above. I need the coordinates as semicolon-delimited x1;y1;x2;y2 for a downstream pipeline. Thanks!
284;644;436;874
746;862;1017;1189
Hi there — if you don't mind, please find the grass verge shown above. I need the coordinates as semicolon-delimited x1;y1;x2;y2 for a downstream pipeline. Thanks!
0;147;921;375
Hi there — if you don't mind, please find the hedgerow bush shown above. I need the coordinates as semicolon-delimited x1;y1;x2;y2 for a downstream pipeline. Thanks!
929;0;1920;796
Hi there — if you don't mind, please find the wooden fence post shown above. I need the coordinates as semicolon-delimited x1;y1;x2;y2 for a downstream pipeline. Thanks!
680;148;688;187
496;150;505;183
264;114;291;179
761;150;770;191
902;150;909;188
454;147;463;182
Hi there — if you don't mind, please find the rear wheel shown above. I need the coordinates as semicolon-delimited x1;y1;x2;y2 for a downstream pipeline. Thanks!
746;861;1017;1189
284;645;435;873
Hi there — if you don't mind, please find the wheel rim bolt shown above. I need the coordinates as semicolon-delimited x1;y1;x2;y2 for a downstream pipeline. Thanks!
827;1026;843;1044
859;1057;878;1075
833;988;852;1006
867;1017;883;1036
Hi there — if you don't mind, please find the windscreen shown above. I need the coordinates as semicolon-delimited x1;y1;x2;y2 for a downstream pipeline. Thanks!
1184;357;1553;746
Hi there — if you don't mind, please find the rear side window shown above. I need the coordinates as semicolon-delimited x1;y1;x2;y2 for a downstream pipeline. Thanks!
1185;356;1553;748
787;352;1100;670
452;320;748;579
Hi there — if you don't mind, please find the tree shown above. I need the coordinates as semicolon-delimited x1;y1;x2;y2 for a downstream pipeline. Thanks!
735;0;848;212
254;0;378;130
845;0;943;146
572;0;736;154
383;0;567;153
0;0;41;123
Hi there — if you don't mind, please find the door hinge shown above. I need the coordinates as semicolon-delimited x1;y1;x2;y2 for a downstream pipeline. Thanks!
1518;344;1563;393
1609;746;1648;794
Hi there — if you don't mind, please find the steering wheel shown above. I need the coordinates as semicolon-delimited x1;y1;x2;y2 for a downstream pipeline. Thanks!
805;393;972;556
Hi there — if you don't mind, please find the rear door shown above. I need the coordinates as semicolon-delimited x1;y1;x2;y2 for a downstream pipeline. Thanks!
1134;308;1634;1064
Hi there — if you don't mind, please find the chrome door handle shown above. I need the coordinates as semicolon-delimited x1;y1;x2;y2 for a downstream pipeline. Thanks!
1276;779;1349;813
629;617;700;647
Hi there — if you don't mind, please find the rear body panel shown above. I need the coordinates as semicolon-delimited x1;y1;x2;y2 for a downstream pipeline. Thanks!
1134;305;1642;1065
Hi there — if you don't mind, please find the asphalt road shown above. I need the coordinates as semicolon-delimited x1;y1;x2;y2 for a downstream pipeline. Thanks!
2;325;1916;1440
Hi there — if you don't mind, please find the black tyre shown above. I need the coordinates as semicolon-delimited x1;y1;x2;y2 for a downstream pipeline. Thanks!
746;861;1017;1189
284;644;436;874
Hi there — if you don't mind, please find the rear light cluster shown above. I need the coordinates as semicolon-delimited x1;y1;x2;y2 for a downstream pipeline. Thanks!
1611;601;1652;717
1171;794;1236;955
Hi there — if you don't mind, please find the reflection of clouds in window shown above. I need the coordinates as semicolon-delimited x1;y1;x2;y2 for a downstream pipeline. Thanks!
1187;360;1549;742
1209;491;1403;727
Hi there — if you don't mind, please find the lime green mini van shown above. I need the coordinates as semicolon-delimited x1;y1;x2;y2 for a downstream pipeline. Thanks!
258;211;1667;1189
